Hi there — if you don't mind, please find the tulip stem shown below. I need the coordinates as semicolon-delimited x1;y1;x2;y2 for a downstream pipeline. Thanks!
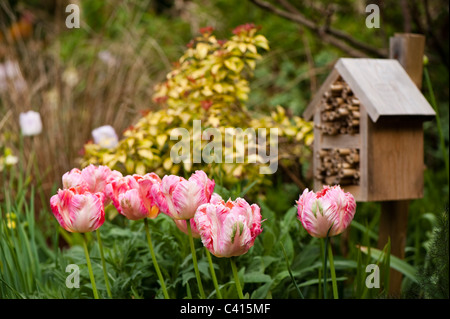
323;235;329;299
205;247;222;299
144;218;170;299
230;257;244;299
82;233;99;299
96;229;112;298
187;221;206;299
328;242;339;299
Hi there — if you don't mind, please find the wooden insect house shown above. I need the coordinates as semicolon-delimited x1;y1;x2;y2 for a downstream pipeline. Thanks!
303;58;436;202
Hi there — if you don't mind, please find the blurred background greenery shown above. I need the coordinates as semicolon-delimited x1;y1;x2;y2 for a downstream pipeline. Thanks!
0;0;448;299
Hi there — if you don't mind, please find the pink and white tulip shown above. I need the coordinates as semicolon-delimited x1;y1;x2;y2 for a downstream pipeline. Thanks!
152;170;215;220
194;195;263;258
135;173;162;219
105;174;138;212
296;185;356;238
105;173;161;220
62;165;122;205
62;168;86;190
80;164;122;194
50;187;105;233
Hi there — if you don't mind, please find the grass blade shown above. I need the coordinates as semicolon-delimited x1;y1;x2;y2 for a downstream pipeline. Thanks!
358;245;418;283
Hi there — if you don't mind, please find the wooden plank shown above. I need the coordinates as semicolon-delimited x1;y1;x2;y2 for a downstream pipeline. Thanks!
367;117;424;201
304;68;341;121
320;134;360;149
336;58;435;122
313;113;322;191
357;103;369;202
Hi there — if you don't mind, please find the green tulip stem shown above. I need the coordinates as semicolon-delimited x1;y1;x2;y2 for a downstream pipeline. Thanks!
96;228;112;298
82;233;99;299
230;257;244;299
328;241;339;299
186;221;206;299
205;247;222;299
323;235;329;299
144;218;170;299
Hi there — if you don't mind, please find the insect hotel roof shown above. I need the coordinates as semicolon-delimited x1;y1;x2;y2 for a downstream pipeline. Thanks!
304;58;436;122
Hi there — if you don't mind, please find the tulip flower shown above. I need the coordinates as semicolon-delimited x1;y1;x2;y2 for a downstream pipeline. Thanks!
81;164;122;193
50;186;106;298
50;187;105;233
152;170;214;299
152;170;215;220
62;168;85;189
62;165;122;205
195;195;262;258
105;172;168;298
105;173;161;220
135;173;162;219
296;185;356;299
105;174;138;213
91;125;119;149
19;110;42;136
194;194;262;299
296;185;356;238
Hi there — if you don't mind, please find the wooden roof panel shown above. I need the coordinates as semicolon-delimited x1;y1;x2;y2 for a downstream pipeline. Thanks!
304;58;436;122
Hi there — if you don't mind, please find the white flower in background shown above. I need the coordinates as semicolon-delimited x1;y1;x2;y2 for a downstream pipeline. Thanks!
92;125;119;149
0;60;27;93
5;154;19;166
98;50;118;68
0;147;19;172
19;110;43;136
62;66;79;87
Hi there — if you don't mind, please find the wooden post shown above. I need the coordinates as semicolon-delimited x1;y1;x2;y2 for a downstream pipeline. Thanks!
378;201;410;297
389;33;426;88
378;33;426;297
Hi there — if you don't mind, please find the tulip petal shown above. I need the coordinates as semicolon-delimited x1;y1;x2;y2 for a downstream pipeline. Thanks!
118;189;149;221
50;188;105;233
297;186;356;238
195;197;262;258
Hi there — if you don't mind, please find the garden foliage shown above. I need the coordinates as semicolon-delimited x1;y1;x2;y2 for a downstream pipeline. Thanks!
82;24;314;190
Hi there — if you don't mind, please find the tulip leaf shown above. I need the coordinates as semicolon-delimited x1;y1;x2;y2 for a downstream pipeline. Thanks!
358;246;418;283
298;276;348;288
250;281;273;299
244;272;272;283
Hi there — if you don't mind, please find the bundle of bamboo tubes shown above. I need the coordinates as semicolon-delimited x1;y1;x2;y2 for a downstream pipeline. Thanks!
315;148;360;186
318;77;360;135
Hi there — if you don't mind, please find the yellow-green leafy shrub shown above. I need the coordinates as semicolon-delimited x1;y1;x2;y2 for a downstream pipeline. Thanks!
82;24;313;191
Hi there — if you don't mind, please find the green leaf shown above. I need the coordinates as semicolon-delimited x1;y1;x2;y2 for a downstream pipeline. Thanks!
244;272;272;283
298;277;348;288
213;185;232;201
251;281;273;299
239;180;258;197
358;246;418;283
351;220;378;241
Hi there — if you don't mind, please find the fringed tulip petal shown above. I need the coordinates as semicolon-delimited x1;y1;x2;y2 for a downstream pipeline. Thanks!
155;171;215;220
194;197;262;258
50;188;105;233
297;185;356;238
